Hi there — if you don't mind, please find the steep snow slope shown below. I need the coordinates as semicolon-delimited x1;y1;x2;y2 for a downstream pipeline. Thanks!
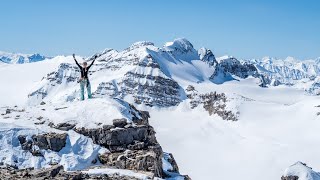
0;51;49;64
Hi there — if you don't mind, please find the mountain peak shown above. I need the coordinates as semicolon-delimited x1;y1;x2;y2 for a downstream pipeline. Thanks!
128;41;155;50
163;38;194;52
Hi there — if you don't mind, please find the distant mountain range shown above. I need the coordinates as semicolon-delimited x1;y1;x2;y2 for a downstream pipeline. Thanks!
0;51;49;64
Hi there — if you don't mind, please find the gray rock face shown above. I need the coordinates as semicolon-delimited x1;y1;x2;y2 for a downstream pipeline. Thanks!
98;145;164;178
112;118;128;128
74;125;158;153
18;132;67;155
186;85;238;121
94;55;182;107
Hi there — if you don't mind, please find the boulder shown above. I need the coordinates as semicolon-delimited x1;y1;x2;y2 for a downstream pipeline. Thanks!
49;122;76;131
112;118;128;128
18;132;67;154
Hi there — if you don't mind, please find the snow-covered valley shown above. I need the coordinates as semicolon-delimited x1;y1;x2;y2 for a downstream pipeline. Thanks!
1;38;320;180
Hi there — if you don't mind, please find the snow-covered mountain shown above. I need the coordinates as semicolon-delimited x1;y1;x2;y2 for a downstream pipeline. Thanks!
282;162;320;180
28;38;240;120
244;56;320;89
1;38;320;180
0;51;49;64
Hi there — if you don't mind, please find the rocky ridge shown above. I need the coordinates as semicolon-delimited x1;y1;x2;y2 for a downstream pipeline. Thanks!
0;99;189;179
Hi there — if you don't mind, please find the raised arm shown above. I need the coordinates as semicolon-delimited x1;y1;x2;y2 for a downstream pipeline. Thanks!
87;58;96;69
73;54;82;68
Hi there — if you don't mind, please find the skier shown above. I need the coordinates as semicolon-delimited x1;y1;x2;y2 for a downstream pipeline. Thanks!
73;54;95;100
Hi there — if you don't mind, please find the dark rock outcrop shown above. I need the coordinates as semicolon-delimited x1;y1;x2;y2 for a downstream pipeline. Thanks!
74;125;158;153
210;57;258;84
18;132;67;155
98;145;164;178
186;85;238;121
281;176;299;180
112;118;128;128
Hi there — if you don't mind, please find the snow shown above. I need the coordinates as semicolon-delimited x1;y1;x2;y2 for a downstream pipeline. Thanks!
83;167;158;180
0;124;106;170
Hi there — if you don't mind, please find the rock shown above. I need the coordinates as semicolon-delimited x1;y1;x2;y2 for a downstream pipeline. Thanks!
281;176;299;180
74;125;157;153
5;109;11;114
18;132;67;153
210;57;258;84
198;47;217;66
34;121;45;125
40;101;46;105
187;90;238;121
102;124;114;130
163;152;180;173
91;159;97;164
49;122;76;131
113;118;128;128
30;165;63;178
98;145;164;178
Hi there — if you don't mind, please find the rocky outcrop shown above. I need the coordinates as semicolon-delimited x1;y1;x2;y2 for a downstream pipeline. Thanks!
74;125;158;153
198;47;217;66
48;122;76;131
71;104;187;179
18;132;67;156
211;57;258;84
0;165;154;180
186;85;238;121
98;145;164;178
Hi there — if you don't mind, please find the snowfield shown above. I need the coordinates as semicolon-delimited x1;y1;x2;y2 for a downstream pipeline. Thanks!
1;39;320;179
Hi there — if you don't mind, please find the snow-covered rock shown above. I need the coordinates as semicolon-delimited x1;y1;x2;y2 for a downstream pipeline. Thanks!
282;162;320;180
198;47;217;66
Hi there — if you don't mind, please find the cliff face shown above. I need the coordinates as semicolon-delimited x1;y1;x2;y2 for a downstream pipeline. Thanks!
0;98;190;179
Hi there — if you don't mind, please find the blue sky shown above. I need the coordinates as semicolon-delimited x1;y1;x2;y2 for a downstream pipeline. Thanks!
1;0;319;59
